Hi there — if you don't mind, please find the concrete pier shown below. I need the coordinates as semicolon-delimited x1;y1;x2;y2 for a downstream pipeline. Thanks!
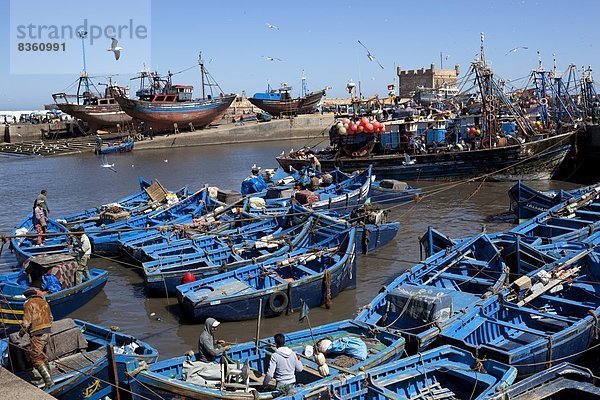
0;115;334;157
0;367;56;399
2;121;76;143
134;114;334;151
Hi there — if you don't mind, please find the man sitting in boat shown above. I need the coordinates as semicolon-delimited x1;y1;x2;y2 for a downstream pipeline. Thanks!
180;318;237;386
197;318;230;363
261;333;303;395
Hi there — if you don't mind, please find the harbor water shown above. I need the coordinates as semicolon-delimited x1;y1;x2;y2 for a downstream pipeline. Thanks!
0;141;579;359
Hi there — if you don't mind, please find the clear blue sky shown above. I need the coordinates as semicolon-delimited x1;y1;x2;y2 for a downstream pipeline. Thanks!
0;0;598;109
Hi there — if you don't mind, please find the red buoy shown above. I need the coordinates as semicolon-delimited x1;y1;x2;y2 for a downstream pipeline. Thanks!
182;273;196;284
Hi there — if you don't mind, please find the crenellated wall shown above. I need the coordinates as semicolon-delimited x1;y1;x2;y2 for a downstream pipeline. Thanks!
397;63;460;97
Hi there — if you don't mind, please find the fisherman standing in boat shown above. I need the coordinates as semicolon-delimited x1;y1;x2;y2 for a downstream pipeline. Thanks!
32;203;48;246
34;190;49;217
69;227;91;285
19;287;54;389
197;318;230;362
262;333;303;395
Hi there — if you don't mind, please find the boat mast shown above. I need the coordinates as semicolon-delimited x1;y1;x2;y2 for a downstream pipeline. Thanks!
532;51;551;129
77;30;90;103
301;70;308;98
475;32;496;143
199;53;206;100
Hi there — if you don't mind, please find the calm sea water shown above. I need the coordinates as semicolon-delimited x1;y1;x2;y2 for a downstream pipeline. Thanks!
0;142;579;358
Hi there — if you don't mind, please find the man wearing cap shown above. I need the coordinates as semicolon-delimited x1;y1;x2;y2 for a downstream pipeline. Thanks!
262;333;303;394
72;227;92;285
20;287;54;389
34;190;50;216
197;317;230;363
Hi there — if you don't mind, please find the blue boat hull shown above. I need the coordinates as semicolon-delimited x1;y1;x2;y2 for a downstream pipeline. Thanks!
277;133;574;181
0;270;108;336
2;319;159;400
179;253;357;321
94;140;134;155
356;222;400;254
295;345;517;400
128;318;404;400
491;362;600;398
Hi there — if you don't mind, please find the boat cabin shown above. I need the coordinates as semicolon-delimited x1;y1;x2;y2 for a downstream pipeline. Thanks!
172;85;193;101
252;84;293;101
136;85;194;103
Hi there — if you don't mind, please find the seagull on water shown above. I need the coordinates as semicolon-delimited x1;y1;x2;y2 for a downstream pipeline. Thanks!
505;46;528;56
107;38;123;60
262;56;282;62
358;40;384;69
266;23;279;30
100;155;117;172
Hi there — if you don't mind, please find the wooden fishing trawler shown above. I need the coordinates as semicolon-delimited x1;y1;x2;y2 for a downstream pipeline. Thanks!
277;38;582;181
248;77;326;116
52;76;132;133
114;56;236;131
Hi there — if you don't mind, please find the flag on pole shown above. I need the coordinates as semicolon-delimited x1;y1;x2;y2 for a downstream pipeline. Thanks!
299;300;310;322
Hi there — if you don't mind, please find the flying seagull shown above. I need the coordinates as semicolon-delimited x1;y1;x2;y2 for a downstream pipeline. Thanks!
358;40;384;69
505;46;528;56
100;155;117;173
262;55;282;62
266;23;279;30
107;38;123;60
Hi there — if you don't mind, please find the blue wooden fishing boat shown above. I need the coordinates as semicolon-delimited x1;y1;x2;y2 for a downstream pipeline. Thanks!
509;184;600;244
248;167;373;218
58;178;188;227
295;345;517;400
491;362;600;399
508;181;594;222
11;216;73;266
0;318;158;400
440;249;600;375
349;204;401;254
121;211;284;264
356;221;399;254
88;188;225;255
94;139;134;154
0;260;108;336
369;179;421;206
177;224;356;321
419;226;562;277
59;177;153;225
127;318;405;400
142;218;313;295
356;233;508;352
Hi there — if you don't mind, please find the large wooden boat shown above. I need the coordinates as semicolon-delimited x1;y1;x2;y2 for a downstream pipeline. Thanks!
52;76;132;133
248;82;325;116
277;131;575;181
278;39;583;181
114;58;236;131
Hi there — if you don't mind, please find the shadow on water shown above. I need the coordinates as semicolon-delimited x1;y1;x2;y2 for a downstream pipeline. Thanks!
0;140;582;358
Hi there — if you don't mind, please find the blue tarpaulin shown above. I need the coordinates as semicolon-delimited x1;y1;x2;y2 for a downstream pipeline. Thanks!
327;337;368;361
241;175;268;195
